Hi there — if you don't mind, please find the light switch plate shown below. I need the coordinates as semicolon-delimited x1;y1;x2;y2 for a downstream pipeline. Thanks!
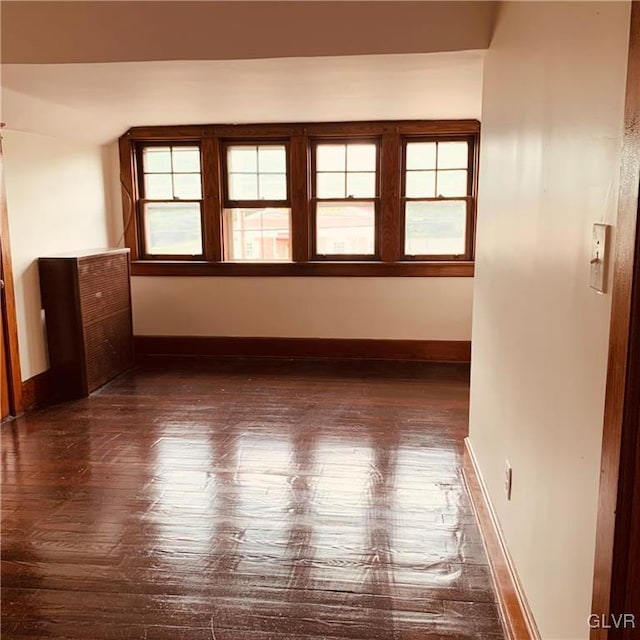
590;223;610;294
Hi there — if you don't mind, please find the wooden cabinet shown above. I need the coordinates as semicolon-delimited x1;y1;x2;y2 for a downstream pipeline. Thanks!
39;249;134;400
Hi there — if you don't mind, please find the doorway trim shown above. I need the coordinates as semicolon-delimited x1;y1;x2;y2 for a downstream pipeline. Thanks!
591;2;640;638
0;129;23;415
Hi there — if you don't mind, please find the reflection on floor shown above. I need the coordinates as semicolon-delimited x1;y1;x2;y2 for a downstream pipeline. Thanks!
1;358;504;639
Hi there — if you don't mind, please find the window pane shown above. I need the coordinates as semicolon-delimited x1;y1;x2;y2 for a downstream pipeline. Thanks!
258;173;287;200
227;145;287;202
404;200;466;256
316;201;375;255
172;147;201;172
405;171;436;198
173;173;202;199
229;173;258;200
317;145;346;172
144;202;203;255
258;146;286;173
346;172;376;198
437;141;468;169
317;172;346;198
406;142;436;170
346;144;376;171
223;208;291;262
143;147;171;173
437;170;468;197
145;173;173;199
228;146;258;172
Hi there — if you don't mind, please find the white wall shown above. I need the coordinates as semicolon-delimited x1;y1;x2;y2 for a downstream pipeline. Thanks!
468;2;631;639
2;53;484;144
131;276;473;340
3;130;112;380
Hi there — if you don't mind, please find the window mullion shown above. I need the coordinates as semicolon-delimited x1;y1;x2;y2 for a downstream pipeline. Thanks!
202;137;223;262
290;134;311;262
380;132;401;262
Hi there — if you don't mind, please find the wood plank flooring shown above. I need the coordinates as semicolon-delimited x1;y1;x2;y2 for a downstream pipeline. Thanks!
1;358;504;640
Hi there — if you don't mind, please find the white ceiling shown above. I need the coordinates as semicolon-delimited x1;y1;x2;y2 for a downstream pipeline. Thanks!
1;51;484;144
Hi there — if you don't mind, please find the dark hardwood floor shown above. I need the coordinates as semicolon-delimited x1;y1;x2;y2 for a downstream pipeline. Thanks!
1;358;504;640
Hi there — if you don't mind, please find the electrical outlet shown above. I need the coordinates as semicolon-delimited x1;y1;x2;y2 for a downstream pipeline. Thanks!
504;460;513;501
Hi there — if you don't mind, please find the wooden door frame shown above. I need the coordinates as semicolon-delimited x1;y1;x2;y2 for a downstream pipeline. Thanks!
591;3;640;638
0;127;23;416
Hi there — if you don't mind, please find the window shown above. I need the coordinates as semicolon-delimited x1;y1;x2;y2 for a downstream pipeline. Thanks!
122;121;479;276
222;143;291;262
403;140;471;258
313;142;378;258
138;144;204;258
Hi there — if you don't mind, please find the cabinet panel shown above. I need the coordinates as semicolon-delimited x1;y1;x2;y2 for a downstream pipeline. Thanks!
79;254;130;324
39;249;133;400
84;309;134;391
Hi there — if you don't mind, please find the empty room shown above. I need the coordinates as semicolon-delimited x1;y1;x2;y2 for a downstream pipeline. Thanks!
1;2;639;640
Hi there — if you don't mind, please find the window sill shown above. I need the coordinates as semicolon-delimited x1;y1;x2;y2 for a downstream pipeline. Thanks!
130;260;474;277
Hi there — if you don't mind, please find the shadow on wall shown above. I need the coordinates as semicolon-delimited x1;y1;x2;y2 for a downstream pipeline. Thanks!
101;141;124;248
20;260;49;377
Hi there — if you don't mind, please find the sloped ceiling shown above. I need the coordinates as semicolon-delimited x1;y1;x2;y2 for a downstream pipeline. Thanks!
2;1;498;64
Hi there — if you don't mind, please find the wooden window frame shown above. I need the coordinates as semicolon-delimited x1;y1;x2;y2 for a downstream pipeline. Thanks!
119;120;479;277
135;140;206;261
400;135;477;262
221;139;291;209
220;139;292;262
310;137;381;261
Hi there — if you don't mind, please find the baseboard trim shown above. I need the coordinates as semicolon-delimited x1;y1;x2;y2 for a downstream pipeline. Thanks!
21;369;54;410
134;336;471;363
462;438;540;640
